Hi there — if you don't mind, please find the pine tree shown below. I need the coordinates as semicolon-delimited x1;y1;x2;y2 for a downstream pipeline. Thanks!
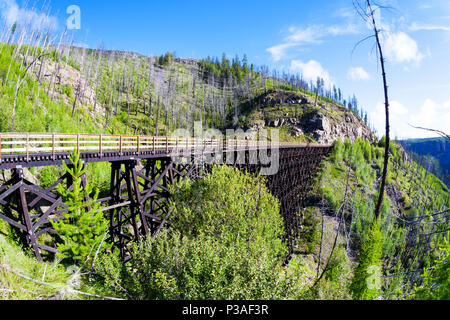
51;152;110;267
350;220;383;300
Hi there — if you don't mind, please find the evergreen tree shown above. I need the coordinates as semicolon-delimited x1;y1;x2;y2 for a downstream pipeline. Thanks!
350;220;383;300
51;152;110;267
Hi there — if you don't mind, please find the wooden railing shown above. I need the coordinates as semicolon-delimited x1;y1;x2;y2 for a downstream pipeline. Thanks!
0;132;331;158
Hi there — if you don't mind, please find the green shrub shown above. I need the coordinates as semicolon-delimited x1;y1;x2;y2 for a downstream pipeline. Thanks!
95;166;296;300
169;166;284;253
299;208;321;254
97;230;295;300
62;84;73;98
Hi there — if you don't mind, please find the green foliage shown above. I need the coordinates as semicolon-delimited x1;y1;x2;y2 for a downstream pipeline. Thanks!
414;232;450;300
97;230;298;300
169;166;285;256
157;52;174;66
199;54;254;84
304;246;352;300
0;234;80;299
62;84;73;98
0;44;104;134
50;152;110;266
95;166;298;300
298;208;321;254
350;220;383;300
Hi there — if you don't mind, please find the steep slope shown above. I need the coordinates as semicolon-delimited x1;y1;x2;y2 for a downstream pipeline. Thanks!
296;138;450;298
398;137;449;187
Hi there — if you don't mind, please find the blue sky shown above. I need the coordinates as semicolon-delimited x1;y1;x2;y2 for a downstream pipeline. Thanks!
1;0;450;139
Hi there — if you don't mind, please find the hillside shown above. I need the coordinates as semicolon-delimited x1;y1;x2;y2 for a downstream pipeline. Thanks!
1;43;374;145
397;138;450;187
301;138;449;299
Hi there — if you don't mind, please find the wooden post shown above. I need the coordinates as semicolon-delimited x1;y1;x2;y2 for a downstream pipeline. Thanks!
119;136;123;154
26;133;29;161
137;136;140;153
52;134;55;159
153;137;156;153
99;134;103;156
166;137;169;152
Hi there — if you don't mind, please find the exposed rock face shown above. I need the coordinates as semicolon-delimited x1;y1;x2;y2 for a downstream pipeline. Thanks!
291;126;304;137
262;90;312;106
300;111;376;144
254;90;376;144
263;110;376;144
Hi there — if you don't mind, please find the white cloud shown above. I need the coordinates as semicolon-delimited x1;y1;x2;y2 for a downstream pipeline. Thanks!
347;67;371;80
0;0;58;31
371;100;409;138
290;59;333;87
266;43;297;62
371;99;450;139
286;26;323;43
360;6;428;66
409;22;450;32
267;23;360;61
409;99;438;129
328;24;359;36
334;7;354;18
383;31;426;64
444;101;450;109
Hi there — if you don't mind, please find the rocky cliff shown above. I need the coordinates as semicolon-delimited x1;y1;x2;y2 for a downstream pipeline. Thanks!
247;90;377;144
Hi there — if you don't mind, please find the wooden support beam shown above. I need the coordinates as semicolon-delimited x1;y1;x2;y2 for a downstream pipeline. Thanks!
0;132;332;262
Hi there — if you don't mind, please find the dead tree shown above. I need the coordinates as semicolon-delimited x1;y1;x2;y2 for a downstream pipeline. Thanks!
355;0;391;222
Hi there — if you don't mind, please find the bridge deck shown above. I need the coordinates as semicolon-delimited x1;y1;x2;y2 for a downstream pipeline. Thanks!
0;132;332;169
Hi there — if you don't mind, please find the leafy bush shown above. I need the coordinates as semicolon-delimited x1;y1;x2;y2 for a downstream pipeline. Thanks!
95;166;298;300
298;208;321;254
97;230;296;300
62;84;73;98
169;166;285;257
157;52;174;66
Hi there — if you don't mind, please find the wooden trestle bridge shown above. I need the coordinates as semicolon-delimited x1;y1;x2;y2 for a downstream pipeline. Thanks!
0;132;332;261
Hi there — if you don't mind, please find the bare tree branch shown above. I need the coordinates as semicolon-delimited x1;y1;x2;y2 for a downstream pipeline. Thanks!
408;125;450;141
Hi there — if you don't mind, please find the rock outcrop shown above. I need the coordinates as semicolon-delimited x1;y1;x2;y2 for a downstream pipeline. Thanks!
262;109;376;143
254;90;377;144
